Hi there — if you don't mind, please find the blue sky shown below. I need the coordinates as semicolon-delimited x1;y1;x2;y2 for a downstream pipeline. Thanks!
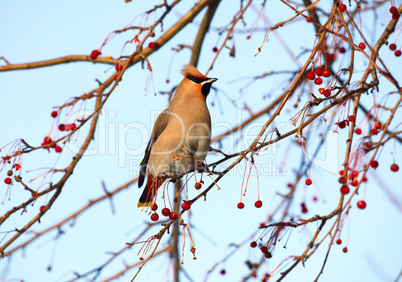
1;1;402;282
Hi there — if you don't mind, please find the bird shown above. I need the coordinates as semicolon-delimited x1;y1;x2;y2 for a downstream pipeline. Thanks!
137;65;217;207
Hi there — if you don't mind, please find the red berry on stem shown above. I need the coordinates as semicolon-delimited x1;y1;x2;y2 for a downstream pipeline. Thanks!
4;177;12;185
336;238;342;245
343;247;348;253
315;67;323;76
212;47;218;52
355;128;362;135
348;115;355;122
314;77;323;85
339;47;346;53
323;89;331;97
169;212;178;220
64;124;71;131
359;43;366;49
254;200;263;208
327;53;335;60
322;69;331;77
395;50;401;57
90;50;101;60
55;146;62;153
374;121;381;129
51;111;58;118
338;121;346;129
305;178;312;185
351;179;358;187
260;246;268;253
357;200;366;209
339;4;347;12
161;208;171;217
194;182;202;190
250;241;257;248
181;201;191;210
338;176;346;184
370;160;379;169
44;136;52;144
115;63;122;72
392;13;400;20
390;6;397;14
371;128;378;135
340;185;350;194
237;202;245;209
70;123;77;131
58;124;65;131
306;72;315;80
151;203;158;211
391;164;399;172
148;42;157;49
389;43;397;51
150;213;159;221
220;269;226;275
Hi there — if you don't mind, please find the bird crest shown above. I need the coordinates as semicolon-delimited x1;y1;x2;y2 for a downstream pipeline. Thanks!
181;65;208;79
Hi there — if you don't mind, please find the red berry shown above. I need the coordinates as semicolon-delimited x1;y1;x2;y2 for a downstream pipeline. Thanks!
357;200;366;209
246;35;251;40
151;203;158;211
348;115;355;122
389;43;397;51
194;182;202;190
351;170;359;179
150;213;159;221
305;178;312;185
327;53;335;60
338;176;346;183
374;121;381;129
339;170;345;176
314;77;323;85
339;47;346;53
169;212;178;220
44;136;52;144
212;47;218;52
336;239;342;245
161;208;171;217
90;50;101;60
390;6;398;14
40;205;46;212
371;128;378;135
51;111;58;118
4;177;12;185
115;63;122;72
250;241;257;248
55;146;62;153
315;67;323;76
260;246;268;253
338;121;346;129
181;201;191;210
306;16;312;23
322;69;331;77
148;42;157;49
70;123;77;131
237;202;245;209
64;124;71;131
306;72;315;80
254;200;263;208
359;43;366;50
312;196;318;201
370;160;379;169
323;89;331;97
13;164;21;171
395;50;402;57
220;269;226;275
355;128;362;135
351;179;358;187
339;4;347;12
58;124;65;131
301;207;308;213
340;185;350;194
392;12;400;20
342;247;348;253
391;164;399;172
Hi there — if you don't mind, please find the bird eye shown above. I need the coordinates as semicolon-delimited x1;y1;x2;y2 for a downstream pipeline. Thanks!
186;75;203;84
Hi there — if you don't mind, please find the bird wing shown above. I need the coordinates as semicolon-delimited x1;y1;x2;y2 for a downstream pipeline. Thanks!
138;111;171;187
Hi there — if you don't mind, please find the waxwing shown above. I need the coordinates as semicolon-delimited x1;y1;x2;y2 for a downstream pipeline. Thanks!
137;65;217;207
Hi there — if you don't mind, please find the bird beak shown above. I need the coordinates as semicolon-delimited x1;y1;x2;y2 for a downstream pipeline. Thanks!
203;78;218;84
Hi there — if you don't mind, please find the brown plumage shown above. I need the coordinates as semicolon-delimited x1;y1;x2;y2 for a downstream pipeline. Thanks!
138;65;217;207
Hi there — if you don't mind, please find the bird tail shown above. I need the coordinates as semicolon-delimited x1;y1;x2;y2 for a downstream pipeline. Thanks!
137;174;164;207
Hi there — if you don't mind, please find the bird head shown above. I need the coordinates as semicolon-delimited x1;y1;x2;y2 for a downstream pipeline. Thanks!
181;65;217;97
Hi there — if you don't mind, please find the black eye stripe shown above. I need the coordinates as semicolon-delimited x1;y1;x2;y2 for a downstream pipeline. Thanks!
186;75;207;84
